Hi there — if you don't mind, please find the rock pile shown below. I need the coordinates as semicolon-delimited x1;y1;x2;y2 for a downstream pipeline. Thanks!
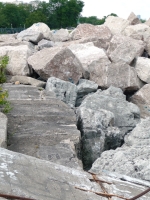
1;14;150;198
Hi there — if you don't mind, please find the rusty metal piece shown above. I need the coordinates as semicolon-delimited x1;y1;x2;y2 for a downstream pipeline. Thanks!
0;193;36;200
129;187;150;200
75;186;129;200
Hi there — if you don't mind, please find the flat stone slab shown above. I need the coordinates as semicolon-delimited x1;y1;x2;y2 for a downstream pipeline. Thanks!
0;148;149;200
3;84;81;169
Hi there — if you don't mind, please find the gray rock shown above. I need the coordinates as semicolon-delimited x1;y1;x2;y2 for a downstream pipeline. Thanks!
76;86;140;169
145;18;150;26
10;75;46;87
91;118;150;182
107;34;145;64
0;45;33;76
135;57;150;83
68;42;111;79
104;16;130;35
27;46;83;83
70;23;112;41
130;84;150;118
0;148;149;200
4;84;81;169
46;77;77;108
37;39;54;50
0;112;7;148
52;28;69;42
127;12;141;25
76;79;98;107
76;106;121;170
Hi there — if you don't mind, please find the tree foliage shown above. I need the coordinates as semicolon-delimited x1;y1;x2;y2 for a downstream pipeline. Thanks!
0;0;84;29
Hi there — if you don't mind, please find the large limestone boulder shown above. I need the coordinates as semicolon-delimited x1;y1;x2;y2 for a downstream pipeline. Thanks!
145;18;150;26
130;84;150;118
123;23;150;41
70;23;112;42
37;39;54;50
127;12;141;25
17;22;53;43
0;34;20;46
107;34;145;64
106;62;143;91
76;79;98;107
68;42;111;79
27;46;83;83
76;86;140;169
4;84;81;169
0;45;33;76
0;112;7;148
104;16;130;35
91;118;150;182
76;106;121;170
135;57;150;83
46;77;77;108
0;148;149;200
52;28;69;42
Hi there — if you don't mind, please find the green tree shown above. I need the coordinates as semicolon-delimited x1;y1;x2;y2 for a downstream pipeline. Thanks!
26;10;47;27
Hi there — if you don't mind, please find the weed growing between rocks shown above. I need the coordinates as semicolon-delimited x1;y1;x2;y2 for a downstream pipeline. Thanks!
0;55;11;113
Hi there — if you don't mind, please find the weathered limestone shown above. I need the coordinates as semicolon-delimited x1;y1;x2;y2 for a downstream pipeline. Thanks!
130;84;150;118
70;23;112;42
0;34;20;46
0;45;33;76
0;112;7;148
135;57;150;83
68;42;111;79
46;77;77;108
107;34;145;64
10;75;46;87
104;16;130;35
76;79;98;107
4;84;81;169
145;18;150;26
52;28;69;42
27;46;83;83
37;39;55;50
76;86;140;169
0;148;149;200
91;118;150;182
127;12;141;25
76;106;121;170
17;22;53;43
106;62;143;91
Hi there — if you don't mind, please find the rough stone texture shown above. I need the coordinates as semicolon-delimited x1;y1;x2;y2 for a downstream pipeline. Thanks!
17;30;43;44
0;34;20;46
91;118;150;182
27;46;83;83
130;84;150;118
76;79;98;107
4;84;81;169
76;86;140;169
0;112;7;148
37;39;54;50
17;22;53;43
78;86;140;135
46;77;77;108
127;12;141;25
52;28;69;42
70;24;112;42
106;61;143;91
0;148;149;200
68;42;111;79
135;57;150;83
104;16;130;35
10;75;46;87
0;45;33;76
107;34;145;64
76;106;121;170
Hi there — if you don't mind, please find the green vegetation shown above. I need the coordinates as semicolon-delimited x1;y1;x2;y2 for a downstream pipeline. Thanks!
79;13;118;25
0;0;84;29
0;56;11;113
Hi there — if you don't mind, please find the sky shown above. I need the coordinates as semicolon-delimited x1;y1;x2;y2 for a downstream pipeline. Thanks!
0;0;150;20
